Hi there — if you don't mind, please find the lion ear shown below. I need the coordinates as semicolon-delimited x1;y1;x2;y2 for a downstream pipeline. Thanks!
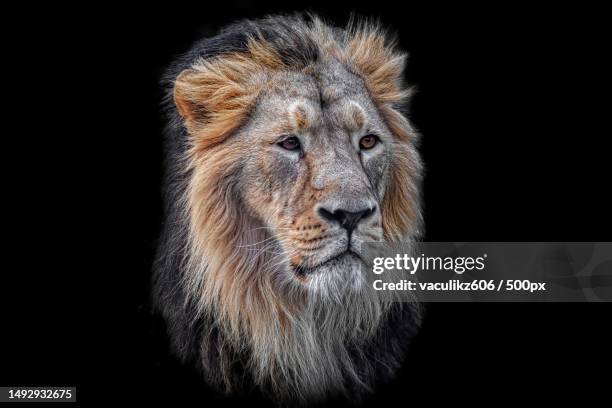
344;26;410;106
172;50;280;145
173;68;210;129
172;62;255;147
172;57;273;149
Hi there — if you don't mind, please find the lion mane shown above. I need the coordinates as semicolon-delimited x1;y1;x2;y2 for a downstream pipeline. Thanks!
154;14;423;404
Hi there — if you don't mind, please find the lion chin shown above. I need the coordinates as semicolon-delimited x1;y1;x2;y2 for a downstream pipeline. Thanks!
154;13;423;404
294;250;366;292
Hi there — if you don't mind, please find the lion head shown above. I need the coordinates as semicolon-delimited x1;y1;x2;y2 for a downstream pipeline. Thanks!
154;14;423;404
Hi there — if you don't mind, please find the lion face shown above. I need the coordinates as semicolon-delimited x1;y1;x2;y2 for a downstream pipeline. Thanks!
172;24;423;298
236;64;391;284
162;16;423;401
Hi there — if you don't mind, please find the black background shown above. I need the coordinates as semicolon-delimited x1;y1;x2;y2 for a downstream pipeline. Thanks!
2;1;610;406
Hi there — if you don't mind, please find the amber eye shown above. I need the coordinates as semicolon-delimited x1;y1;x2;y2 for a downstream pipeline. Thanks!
359;134;379;150
278;136;301;151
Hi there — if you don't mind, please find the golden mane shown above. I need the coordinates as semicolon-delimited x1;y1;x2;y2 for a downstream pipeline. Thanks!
157;14;423;402
174;17;421;246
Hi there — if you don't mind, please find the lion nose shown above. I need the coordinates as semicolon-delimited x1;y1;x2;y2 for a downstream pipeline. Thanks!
317;206;376;233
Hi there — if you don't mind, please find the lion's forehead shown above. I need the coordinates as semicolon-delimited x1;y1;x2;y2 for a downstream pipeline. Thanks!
255;62;376;135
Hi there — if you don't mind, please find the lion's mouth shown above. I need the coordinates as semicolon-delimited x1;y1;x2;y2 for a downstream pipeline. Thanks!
293;250;363;276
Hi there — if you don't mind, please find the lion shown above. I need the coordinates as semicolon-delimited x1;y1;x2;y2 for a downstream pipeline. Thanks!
153;14;423;404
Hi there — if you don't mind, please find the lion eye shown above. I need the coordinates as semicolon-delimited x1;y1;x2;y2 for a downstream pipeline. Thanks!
359;134;379;150
278;136;301;151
